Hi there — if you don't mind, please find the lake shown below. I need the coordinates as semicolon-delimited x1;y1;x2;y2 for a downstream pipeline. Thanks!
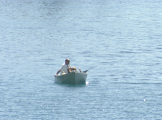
0;0;162;119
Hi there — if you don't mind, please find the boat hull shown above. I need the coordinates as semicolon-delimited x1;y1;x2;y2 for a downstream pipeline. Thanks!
55;72;87;84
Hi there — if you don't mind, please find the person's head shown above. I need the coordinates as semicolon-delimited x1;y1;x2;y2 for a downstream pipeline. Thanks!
65;58;70;65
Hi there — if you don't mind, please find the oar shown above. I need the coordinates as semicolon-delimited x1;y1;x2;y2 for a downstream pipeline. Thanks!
83;66;97;73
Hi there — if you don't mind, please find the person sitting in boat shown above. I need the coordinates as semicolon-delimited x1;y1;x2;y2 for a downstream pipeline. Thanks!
55;59;77;76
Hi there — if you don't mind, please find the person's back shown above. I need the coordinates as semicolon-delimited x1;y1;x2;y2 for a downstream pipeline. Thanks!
60;63;69;74
55;59;77;76
55;59;70;76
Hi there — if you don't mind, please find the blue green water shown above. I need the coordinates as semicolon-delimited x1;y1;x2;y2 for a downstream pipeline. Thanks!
0;0;162;119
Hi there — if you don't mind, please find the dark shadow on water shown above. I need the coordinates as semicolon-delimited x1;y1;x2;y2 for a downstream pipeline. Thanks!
54;81;89;87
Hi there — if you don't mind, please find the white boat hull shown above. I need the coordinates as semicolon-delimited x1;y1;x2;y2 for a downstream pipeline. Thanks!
55;72;87;84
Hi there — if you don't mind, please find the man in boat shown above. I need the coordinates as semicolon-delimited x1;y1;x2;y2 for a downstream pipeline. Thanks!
55;59;77;76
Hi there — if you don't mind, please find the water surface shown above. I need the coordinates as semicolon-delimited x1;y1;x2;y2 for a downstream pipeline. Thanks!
0;0;162;119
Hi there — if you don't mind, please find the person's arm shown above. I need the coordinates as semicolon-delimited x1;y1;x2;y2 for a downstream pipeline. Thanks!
55;69;61;76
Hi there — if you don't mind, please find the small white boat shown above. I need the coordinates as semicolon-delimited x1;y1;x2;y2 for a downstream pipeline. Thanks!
55;72;87;84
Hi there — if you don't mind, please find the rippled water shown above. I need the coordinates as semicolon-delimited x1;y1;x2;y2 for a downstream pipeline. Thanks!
0;0;162;119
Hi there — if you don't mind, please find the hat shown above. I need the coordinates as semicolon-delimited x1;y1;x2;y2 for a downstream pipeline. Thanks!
65;58;70;61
